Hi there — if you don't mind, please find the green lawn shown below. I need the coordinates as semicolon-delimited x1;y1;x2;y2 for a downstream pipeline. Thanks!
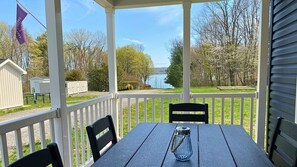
1;86;257;166
2;127;89;167
0;95;98;116
120;86;257;139
164;86;256;93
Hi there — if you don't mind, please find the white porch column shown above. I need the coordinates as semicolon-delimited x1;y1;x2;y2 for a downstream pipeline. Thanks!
106;7;119;134
182;0;191;103
45;0;70;166
256;0;270;149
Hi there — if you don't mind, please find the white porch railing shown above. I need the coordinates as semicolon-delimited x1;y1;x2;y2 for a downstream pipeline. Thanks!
0;92;256;167
118;93;256;138
66;93;113;167
0;109;57;166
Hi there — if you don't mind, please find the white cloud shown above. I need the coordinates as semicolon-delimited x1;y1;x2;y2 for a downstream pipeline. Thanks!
61;0;71;14
77;0;96;15
141;5;182;26
123;38;143;44
176;26;183;38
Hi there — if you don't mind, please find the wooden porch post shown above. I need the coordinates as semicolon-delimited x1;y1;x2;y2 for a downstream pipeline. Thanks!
182;0;191;103
45;0;71;166
106;7;119;135
256;0;270;149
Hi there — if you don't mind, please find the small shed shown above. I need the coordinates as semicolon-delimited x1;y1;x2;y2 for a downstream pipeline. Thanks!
0;59;27;110
29;76;50;94
66;81;88;95
30;77;88;95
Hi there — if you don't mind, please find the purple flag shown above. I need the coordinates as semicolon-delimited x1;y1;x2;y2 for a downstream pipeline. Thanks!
16;4;27;44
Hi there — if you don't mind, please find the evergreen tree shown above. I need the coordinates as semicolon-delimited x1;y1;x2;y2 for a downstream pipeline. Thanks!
165;40;183;87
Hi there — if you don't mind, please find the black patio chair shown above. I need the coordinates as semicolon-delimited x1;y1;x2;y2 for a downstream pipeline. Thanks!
169;103;209;124
86;115;117;162
8;143;63;167
268;117;297;167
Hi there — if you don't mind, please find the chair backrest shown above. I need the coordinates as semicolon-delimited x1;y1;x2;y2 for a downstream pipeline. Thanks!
169;103;209;124
86;115;117;162
9;143;63;167
268;117;297;167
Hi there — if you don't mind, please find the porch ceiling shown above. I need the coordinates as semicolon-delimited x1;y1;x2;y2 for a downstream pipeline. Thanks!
95;0;220;9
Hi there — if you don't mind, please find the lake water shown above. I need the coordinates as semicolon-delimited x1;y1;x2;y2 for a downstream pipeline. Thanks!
146;74;173;89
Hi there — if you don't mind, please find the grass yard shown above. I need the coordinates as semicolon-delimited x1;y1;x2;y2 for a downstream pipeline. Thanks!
1;127;90;167
0;95;98;116
0;86;258;166
120;86;257;139
164;86;256;93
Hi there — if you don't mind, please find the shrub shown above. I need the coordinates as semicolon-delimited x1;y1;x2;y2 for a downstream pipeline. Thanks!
65;69;83;81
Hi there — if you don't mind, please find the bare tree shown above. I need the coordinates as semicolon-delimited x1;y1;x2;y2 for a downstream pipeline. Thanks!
64;29;106;78
192;0;260;86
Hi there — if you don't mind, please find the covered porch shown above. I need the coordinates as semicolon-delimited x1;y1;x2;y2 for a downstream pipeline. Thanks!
0;0;270;166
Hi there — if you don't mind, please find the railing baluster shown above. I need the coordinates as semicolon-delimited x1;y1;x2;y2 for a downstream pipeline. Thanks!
109;99;112;115
240;98;244;126
152;98;155;122
144;98;147;122
202;98;206;104
128;98;131;131
221;98;225;124
80;108;85;164
28;125;35;153
99;102;103;119
86;106;90;160
14;129;23;159
212;97;215;124
90;104;94;124
105;100;108;116
39;122;46;148
74;110;79;167
106;100;109;116
67;112;73;167
97;102;101;119
103;100;106;116
231;97;234;124
49;118;55;143
250;97;254;136
119;98;123;138
161;98;164;122
136;98;139;124
95;103;98;120
0;134;9;166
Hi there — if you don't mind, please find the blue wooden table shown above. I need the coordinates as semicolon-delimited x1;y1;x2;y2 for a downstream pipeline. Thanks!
92;123;274;167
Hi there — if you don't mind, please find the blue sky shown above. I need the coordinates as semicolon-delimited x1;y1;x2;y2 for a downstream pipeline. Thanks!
0;0;203;67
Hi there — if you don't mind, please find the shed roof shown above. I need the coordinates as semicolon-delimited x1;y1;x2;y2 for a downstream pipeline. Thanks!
0;59;6;64
0;59;27;75
30;76;50;81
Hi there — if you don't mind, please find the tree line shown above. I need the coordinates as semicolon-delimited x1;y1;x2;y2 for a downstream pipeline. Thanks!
166;0;260;87
0;23;154;92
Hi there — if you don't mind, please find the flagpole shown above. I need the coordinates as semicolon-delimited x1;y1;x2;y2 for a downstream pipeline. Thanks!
16;0;47;29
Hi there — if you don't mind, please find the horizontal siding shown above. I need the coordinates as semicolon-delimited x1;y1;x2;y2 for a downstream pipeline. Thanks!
268;0;297;151
0;64;24;109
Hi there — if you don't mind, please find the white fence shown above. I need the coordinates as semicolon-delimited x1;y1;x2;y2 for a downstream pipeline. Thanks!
66;81;88;95
0;92;257;167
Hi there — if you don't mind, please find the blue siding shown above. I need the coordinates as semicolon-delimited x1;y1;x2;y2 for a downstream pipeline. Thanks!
268;0;297;150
